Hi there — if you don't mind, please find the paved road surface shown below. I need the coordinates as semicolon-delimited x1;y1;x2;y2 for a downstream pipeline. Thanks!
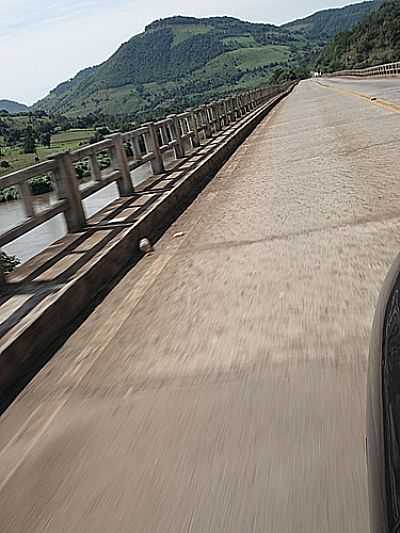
323;76;400;105
1;78;400;532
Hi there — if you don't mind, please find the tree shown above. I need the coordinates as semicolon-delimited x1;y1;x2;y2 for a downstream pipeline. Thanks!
40;132;51;148
4;128;21;146
23;125;36;154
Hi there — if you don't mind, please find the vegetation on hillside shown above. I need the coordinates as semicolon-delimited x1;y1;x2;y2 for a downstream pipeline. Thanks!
0;100;29;114
284;0;382;42
34;17;300;117
317;1;400;71
0;112;97;172
34;3;381;118
0;1;385;185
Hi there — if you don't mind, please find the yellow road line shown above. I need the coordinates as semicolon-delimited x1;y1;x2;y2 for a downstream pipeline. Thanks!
315;80;400;113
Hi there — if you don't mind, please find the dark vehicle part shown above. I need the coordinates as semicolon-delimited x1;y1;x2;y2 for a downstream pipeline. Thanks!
368;255;400;533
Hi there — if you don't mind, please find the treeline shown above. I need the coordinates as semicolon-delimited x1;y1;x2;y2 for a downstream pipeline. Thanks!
0;110;129;150
285;0;383;41
317;0;400;71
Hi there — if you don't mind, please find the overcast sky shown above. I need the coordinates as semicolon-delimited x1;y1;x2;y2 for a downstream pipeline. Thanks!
1;0;360;104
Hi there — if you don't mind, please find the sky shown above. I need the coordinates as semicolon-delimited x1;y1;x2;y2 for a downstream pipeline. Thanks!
0;0;361;105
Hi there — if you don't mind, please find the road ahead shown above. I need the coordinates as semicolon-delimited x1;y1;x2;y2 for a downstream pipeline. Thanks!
1;78;400;532
323;76;400;104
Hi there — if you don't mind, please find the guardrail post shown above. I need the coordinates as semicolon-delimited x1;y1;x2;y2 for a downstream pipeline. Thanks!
88;151;102;182
224;98;230;124
238;95;245;116
251;90;256;109
168;115;185;159
229;97;236;121
245;92;250;113
222;100;230;126
0;258;6;287
200;105;212;138
109;133;135;194
143;123;165;175
190;111;201;147
132;134;143;161
232;96;239;119
53;152;86;232
213;102;222;131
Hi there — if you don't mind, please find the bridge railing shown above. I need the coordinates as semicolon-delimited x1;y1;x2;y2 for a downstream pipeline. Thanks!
0;83;289;284
327;61;400;78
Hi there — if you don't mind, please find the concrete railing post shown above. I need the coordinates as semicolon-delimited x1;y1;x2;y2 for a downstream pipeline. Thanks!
245;92;250;113
168;115;185;159
201;106;212;138
232;96;239;119
0;259;6;288
109;133;135;194
190;111;201;147
224;98;230;124
213;102;222;131
219;101;225;126
143;123;165;175
53;152;86;232
230;97;236;121
238;95;245;116
204;105;213;135
223;100;230;126
88;151;102;182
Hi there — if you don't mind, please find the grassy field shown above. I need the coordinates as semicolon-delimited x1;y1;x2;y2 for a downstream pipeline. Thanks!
222;45;290;70
51;129;95;143
172;24;211;46
0;128;95;177
192;45;290;81
223;35;258;49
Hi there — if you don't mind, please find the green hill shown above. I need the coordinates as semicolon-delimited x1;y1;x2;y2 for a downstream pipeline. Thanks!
0;100;29;114
283;0;382;42
34;3;382;118
317;1;400;71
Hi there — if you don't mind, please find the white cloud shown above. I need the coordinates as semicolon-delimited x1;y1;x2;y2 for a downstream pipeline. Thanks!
0;0;360;105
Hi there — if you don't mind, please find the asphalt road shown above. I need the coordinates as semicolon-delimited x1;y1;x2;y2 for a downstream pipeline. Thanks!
1;78;400;532
323;76;400;105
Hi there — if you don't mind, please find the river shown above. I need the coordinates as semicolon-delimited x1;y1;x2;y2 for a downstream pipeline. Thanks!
1;162;154;263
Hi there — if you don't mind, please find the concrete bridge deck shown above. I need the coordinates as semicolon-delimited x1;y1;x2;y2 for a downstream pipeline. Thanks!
1;78;400;532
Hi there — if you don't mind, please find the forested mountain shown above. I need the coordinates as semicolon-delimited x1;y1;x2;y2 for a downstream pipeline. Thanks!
283;0;382;42
33;17;303;117
0;100;29;114
317;1;400;71
34;1;382;118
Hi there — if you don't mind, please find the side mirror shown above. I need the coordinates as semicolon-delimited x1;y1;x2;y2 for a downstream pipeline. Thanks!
368;254;400;533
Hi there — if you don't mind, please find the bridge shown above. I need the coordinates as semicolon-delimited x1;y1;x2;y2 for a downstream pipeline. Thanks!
1;74;400;532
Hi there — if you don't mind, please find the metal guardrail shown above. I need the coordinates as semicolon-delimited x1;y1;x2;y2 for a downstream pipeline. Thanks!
0;83;291;284
327;61;400;78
